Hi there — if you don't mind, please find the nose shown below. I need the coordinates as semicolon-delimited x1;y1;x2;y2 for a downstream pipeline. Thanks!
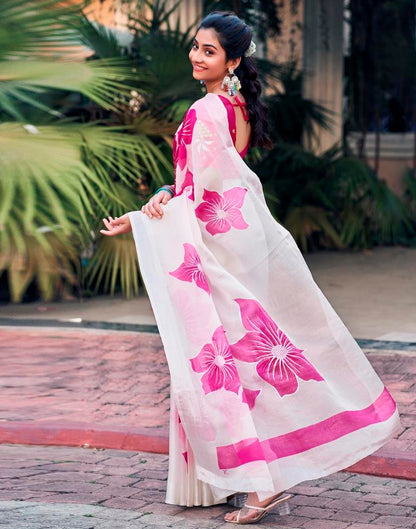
190;47;204;64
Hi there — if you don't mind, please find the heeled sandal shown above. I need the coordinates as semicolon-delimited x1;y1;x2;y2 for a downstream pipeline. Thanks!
227;493;248;508
225;492;292;525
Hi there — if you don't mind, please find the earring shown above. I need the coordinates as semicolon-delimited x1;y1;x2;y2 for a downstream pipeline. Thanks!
199;79;206;94
221;68;241;96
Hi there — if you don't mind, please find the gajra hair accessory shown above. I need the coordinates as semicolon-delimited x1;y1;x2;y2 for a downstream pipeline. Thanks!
245;40;256;57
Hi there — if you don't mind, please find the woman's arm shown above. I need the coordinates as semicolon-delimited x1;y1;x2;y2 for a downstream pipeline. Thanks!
101;184;175;236
141;186;174;219
100;214;132;236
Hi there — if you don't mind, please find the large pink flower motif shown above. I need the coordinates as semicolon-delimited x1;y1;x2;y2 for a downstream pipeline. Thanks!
230;299;324;397
174;109;197;170
169;243;210;294
190;326;241;395
175;169;194;200
195;187;249;236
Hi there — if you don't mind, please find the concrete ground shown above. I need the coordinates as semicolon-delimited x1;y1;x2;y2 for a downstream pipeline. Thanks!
0;246;415;342
1;444;416;529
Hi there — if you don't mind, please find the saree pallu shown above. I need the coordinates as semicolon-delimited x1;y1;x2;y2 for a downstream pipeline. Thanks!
129;93;401;506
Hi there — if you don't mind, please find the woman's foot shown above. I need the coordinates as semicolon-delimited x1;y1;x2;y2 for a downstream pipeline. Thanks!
224;491;290;524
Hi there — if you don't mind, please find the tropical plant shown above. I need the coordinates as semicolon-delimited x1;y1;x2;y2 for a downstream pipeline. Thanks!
256;64;415;251
258;142;415;251
203;0;282;38
0;0;173;302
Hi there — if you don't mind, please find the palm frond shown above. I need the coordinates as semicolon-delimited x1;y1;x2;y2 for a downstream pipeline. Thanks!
0;0;85;59
0;59;141;113
86;234;141;298
284;205;344;252
2;230;80;302
77;15;124;58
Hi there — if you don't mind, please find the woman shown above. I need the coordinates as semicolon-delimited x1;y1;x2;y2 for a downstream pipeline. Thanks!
101;12;401;525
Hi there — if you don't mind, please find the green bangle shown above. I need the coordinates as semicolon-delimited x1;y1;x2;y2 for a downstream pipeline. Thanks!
154;187;174;197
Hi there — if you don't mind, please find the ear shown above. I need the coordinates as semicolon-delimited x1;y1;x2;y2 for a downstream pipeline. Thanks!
226;57;241;71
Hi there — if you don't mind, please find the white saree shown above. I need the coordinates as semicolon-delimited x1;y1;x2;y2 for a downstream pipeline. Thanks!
129;93;401;506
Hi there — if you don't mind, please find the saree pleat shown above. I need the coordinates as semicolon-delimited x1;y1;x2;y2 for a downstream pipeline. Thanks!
166;397;227;506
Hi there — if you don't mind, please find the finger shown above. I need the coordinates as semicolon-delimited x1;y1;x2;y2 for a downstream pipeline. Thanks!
100;228;118;236
147;203;160;218
102;218;112;229
144;203;154;218
152;202;163;216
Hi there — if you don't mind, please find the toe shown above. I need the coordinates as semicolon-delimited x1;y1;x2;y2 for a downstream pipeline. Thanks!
224;509;238;522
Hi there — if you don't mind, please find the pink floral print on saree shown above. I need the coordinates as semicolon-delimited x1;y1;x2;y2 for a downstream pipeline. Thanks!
169;243;210;294
231;299;324;397
190;326;241;395
174;108;197;171
195;187;249;236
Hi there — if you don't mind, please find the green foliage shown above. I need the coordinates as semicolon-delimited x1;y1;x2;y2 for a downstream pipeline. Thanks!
265;63;332;145
2;0;414;303
203;0;282;38
0;0;174;302
258;142;415;251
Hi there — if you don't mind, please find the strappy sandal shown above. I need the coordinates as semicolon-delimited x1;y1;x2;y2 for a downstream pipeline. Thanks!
225;492;292;525
227;492;248;508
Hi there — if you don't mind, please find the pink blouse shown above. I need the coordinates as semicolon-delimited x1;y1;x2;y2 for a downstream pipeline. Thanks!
217;94;250;158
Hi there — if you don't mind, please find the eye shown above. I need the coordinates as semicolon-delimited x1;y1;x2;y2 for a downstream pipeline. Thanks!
191;42;198;50
205;49;213;56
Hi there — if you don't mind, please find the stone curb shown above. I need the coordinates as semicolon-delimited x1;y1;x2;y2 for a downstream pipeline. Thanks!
1;420;415;482
1;318;416;351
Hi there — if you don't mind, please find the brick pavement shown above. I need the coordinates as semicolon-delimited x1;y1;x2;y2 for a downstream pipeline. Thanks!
0;444;415;528
0;326;415;479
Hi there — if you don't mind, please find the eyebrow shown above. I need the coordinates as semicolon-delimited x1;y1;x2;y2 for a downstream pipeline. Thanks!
193;38;217;50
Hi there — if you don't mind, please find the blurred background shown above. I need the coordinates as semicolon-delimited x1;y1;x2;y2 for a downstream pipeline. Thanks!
0;0;415;305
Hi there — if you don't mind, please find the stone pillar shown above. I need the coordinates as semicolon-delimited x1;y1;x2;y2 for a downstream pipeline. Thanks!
269;0;304;66
166;0;203;33
302;0;344;153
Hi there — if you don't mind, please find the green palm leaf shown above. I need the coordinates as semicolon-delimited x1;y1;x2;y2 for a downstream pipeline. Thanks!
86;234;141;298
1;59;140;114
0;0;84;59
285;206;344;252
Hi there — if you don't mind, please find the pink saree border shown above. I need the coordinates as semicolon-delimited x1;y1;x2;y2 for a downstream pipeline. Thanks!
217;387;397;470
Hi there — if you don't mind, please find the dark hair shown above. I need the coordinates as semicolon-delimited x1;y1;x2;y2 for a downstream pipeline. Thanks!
198;11;272;149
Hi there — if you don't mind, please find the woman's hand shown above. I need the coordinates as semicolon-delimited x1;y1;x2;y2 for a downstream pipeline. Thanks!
141;190;172;219
100;214;132;236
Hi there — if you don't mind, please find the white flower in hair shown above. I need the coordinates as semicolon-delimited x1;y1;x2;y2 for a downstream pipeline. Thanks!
245;40;256;57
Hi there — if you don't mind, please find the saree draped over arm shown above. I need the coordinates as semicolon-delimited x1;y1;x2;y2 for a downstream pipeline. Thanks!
128;93;401;506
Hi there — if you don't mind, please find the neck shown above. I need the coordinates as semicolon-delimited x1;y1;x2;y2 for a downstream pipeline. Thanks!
204;80;224;94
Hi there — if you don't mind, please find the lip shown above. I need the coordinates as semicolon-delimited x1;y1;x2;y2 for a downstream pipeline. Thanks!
192;64;207;72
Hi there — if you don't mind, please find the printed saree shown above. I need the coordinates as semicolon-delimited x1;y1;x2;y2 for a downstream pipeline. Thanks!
129;93;401;506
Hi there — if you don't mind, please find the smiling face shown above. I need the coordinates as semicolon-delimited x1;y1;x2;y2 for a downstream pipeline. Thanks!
189;28;240;92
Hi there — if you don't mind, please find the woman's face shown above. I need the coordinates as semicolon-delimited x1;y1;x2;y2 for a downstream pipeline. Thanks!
189;28;237;85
